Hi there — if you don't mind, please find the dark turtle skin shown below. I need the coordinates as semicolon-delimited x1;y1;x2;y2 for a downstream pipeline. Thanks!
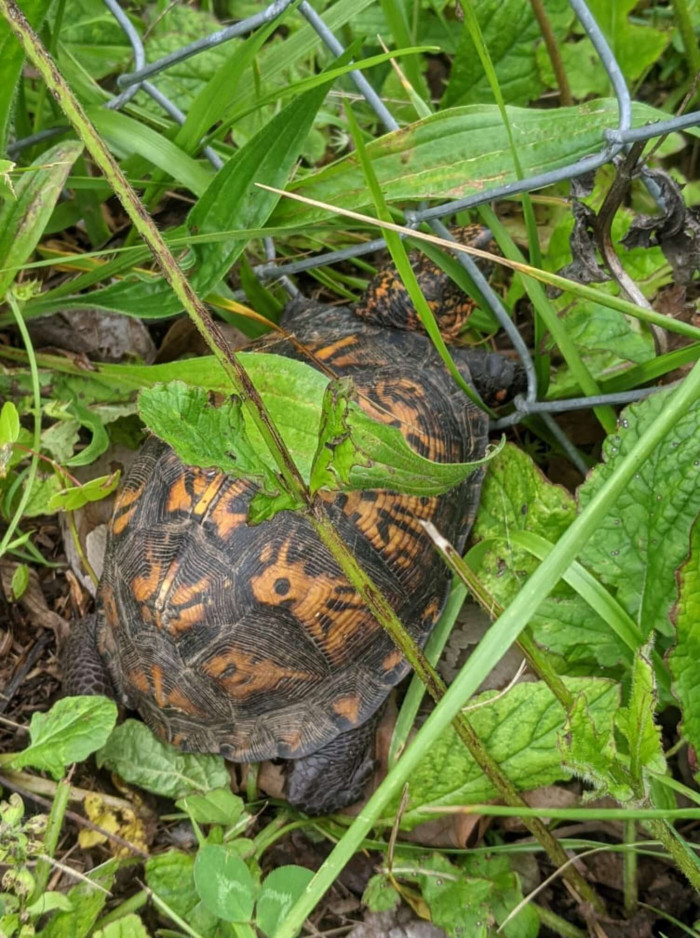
63;231;523;815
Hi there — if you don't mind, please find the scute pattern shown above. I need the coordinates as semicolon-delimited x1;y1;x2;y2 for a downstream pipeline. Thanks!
94;281;500;764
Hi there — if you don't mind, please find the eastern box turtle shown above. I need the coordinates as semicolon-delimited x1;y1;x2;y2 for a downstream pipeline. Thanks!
63;232;523;815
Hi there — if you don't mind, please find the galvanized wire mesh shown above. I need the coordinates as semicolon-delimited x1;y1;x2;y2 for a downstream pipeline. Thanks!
8;0;700;468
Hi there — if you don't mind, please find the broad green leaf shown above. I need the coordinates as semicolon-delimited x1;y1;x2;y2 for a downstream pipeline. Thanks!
669;521;700;753
193;844;256;924
22;473;63;517
255;866;315;938
26;892;73;917
616;647;666;787
560;694;634;803
578;389;700;639
9;563;28;601
585;0;669;86
97;719;230;799
53;80;330;319
58;0;134;79
393;677;619;826
471;444;632;668
47;470;121;512
0;0;54;152
271;100;693;226
94;914;149;938
443;0;573;108
40;859;119;938
0;141;83;299
387;852;539;938
138;382;279;486
176;788;246;827
136;4;235;118
3;696;117;780
139;370;492;509
363;875;401;913
145;851;221;938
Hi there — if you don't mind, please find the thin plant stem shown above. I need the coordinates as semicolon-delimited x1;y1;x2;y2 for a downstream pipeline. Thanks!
671;0;700;92
28;778;71;904
0;294;41;558
623;818;638;916
529;0;573;105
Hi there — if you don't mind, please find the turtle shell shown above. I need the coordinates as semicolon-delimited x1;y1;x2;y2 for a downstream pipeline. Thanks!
94;303;491;762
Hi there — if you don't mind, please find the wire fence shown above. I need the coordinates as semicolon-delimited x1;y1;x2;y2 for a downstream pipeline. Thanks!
8;0;700;471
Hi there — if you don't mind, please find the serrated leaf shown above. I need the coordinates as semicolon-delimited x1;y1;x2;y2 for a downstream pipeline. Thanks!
40;859;119;938
94;913;149;938
363;874;401;913
472;444;633;668
138;382;279;488
5;696;117;780
0;141;84;300
193;844;256;923
670;521;700;753
145;851;221;938
139;369;491;518
48;471;121;512
255;866;315;938
97;720;230;799
616;647;666;787
578;389;700;638
396;677;619;825
391;852;538;938
176;788;245;826
443;0;572;108
22;472;63;517
559;693;634;803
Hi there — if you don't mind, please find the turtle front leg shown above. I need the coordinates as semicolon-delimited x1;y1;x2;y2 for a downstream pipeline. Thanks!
285;713;380;816
60;613;116;699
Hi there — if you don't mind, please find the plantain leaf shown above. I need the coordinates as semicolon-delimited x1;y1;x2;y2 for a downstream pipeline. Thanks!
0;140;83;299
270;100;698;226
